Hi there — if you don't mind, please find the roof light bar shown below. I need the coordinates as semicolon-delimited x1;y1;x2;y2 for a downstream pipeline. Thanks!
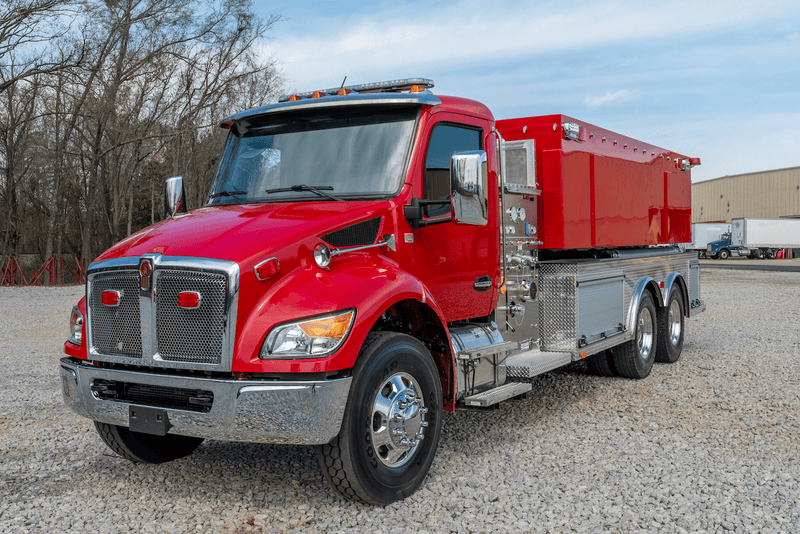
278;78;434;103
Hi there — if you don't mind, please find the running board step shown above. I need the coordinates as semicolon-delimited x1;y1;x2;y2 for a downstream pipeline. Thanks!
462;382;532;407
457;340;519;361
502;350;572;380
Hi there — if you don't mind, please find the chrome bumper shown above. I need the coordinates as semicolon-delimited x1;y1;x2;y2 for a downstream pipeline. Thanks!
59;357;351;445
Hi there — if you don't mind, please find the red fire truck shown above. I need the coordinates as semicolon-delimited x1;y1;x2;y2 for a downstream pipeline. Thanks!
61;78;705;504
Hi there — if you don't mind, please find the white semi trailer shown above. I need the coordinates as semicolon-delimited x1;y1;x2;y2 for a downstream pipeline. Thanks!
729;218;800;259
689;223;730;258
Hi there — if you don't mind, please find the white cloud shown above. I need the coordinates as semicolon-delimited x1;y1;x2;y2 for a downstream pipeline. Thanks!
256;0;800;182
584;89;639;108
264;0;800;91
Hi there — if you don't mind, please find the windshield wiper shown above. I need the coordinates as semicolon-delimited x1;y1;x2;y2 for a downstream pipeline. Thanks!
208;190;246;202
265;184;342;201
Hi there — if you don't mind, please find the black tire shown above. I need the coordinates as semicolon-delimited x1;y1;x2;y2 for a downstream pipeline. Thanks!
755;249;766;260
586;349;617;376
613;291;657;379
710;253;718;259
718;249;730;260
766;249;775;259
316;332;443;505
656;287;684;363
94;422;204;463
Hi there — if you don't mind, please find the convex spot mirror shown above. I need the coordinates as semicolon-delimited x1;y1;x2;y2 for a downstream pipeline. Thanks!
164;176;187;219
450;150;488;226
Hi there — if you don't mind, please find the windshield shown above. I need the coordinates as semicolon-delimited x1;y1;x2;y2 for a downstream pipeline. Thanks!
207;105;418;205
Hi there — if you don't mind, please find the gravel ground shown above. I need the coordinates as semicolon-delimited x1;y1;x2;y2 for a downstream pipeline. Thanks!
1;269;799;534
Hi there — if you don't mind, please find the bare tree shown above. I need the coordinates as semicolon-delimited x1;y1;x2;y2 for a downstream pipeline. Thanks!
0;0;284;268
0;0;84;92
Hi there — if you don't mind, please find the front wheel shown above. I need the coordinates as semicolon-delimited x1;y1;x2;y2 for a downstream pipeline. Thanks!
317;332;443;504
94;422;204;463
613;291;657;379
718;249;730;260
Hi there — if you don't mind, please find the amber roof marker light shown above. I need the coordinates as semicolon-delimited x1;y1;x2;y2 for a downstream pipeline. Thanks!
277;78;434;102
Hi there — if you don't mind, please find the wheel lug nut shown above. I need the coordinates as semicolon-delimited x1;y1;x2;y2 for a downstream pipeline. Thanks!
419;421;428;428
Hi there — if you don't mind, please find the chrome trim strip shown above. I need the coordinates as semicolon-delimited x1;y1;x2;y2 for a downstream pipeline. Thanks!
86;255;240;372
60;358;352;446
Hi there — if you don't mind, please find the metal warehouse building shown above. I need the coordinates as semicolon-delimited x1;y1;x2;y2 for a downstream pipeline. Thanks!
692;166;800;223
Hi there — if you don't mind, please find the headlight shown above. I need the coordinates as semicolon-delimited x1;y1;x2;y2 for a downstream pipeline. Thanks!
68;306;83;345
260;309;355;359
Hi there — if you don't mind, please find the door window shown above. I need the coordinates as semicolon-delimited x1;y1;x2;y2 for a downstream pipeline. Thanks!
424;124;481;217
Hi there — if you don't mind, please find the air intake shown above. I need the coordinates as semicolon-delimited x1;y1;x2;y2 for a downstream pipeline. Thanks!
322;217;382;247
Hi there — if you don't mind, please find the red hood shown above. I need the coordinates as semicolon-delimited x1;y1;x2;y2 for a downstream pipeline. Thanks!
95;201;391;265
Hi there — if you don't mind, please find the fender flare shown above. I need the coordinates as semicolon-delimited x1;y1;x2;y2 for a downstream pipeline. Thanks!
234;257;453;374
627;277;662;334
661;272;690;317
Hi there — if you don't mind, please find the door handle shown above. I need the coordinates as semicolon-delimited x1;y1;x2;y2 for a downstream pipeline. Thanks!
473;276;492;292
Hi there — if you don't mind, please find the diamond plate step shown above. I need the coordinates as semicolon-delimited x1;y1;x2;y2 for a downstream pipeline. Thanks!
502;350;572;380
462;382;532;407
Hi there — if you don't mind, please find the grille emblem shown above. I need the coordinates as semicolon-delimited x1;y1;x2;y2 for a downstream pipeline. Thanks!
101;290;121;306
139;259;152;291
178;291;202;309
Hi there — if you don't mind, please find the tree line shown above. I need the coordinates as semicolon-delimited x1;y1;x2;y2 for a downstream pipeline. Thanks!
0;0;284;265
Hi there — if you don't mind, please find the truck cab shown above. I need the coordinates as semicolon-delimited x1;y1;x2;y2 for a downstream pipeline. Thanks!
61;78;704;505
707;233;734;259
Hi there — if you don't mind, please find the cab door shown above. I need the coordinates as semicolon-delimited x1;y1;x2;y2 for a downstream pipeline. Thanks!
412;114;499;322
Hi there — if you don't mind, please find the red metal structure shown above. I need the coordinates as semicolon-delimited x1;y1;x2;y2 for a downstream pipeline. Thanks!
60;79;704;505
0;256;86;286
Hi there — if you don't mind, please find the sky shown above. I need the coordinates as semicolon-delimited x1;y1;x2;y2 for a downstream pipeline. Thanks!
257;0;800;183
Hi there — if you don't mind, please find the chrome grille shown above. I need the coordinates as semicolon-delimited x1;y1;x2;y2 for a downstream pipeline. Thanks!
156;270;227;364
89;271;143;358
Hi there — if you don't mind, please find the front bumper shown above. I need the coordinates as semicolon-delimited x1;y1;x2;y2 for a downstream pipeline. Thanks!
59;357;351;445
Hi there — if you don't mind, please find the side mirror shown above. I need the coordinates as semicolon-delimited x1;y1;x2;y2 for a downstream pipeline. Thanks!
164;176;187;218
450;150;488;226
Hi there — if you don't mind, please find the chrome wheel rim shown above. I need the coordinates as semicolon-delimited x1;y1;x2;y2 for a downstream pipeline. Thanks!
370;372;428;468
668;299;682;346
637;308;654;361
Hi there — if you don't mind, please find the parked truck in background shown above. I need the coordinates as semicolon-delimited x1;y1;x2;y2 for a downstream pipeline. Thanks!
60;78;705;504
706;218;800;259
689;222;730;258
